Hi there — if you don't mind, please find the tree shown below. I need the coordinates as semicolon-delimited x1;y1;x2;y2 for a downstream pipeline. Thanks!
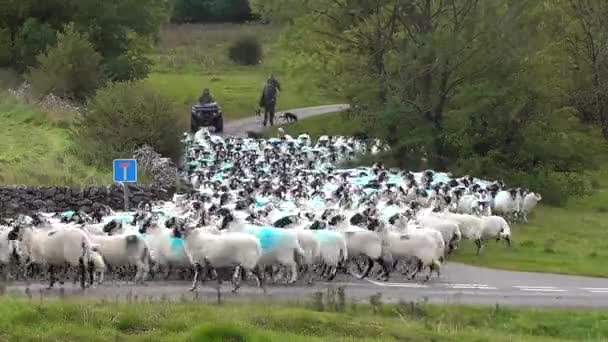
27;23;105;101
562;0;608;140
172;0;252;23
0;0;169;81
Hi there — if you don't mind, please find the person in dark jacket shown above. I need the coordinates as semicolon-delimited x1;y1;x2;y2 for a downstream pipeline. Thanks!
259;74;281;126
199;88;214;104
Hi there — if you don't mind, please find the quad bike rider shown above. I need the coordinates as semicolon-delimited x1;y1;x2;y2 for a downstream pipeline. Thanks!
191;88;223;133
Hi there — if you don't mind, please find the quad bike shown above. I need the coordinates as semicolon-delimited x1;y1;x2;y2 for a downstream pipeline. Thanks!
191;102;223;133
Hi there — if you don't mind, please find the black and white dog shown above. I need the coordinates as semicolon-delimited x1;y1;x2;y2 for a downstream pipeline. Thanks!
279;112;298;123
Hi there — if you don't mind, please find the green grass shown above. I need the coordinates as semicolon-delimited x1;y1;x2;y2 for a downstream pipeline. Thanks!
147;23;338;119
265;111;363;138
0;96;113;186
0;298;607;341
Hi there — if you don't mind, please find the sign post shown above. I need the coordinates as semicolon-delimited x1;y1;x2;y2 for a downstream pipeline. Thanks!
113;159;138;211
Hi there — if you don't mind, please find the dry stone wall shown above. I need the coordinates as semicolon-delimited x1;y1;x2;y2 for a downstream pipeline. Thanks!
0;184;173;215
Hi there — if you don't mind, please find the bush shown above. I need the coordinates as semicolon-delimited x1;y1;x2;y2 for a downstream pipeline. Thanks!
27;24;105;101
228;35;263;66
172;0;252;23
71;81;184;167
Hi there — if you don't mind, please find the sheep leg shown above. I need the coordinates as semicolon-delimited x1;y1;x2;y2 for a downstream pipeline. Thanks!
475;239;484;256
289;261;299;284
231;265;242;293
47;266;56;289
251;265;264;289
406;259;422;280
190;263;202;292
164;265;173;281
79;258;86;290
88;260;95;287
376;258;390;281
359;257;374;279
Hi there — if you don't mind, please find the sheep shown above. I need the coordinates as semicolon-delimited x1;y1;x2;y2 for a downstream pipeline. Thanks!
89;246;106;285
217;209;306;284
310;228;348;281
491;189;523;222
15;224;93;289
139;216;191;279
0;228;21;281
414;214;462;255
326;214;390;280
291;228;321;284
521;192;542;223
479;215;512;253
87;221;153;284
376;221;443;281
171;222;263;292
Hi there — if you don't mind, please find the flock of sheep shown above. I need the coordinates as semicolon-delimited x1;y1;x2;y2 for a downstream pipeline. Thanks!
0;129;543;292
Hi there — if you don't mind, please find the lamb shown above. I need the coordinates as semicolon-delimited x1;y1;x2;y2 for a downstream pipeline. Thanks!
89;247;106;285
171;222;263;292
15;224;93;289
521;192;542;223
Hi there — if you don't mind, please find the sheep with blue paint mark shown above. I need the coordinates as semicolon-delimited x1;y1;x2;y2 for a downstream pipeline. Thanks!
170;220;263;292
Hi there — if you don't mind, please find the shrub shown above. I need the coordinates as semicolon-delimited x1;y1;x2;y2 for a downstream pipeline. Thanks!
228;35;263;66
27;23;105;101
71;81;184;168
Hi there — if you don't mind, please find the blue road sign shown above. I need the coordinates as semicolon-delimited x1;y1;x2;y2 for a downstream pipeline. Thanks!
113;159;137;183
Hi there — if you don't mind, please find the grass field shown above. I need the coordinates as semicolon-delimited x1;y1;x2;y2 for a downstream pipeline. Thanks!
0;298;607;341
265;111;362;138
147;23;338;119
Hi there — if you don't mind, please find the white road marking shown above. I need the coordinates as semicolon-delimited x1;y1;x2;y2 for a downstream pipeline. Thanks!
588;290;608;294
515;286;567;292
581;288;608;291
365;279;428;288
449;285;498;290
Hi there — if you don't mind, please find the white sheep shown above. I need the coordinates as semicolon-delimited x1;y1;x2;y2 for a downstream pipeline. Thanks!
491;189;523;221
378;221;443;281
521;192;542;223
414;214;461;255
89;246;106;285
311;228;348;280
327;215;390;279
17;224;93;289
87;222;153;284
479;215;512;253
217;210;306;284
172;224;263;292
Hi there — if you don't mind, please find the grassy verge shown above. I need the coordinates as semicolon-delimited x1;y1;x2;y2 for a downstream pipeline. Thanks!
0;298;607;341
452;189;608;277
0;96;112;186
147;23;338;119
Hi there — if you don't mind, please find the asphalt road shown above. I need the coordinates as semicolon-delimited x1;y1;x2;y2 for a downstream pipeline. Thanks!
3;262;608;308
222;104;351;136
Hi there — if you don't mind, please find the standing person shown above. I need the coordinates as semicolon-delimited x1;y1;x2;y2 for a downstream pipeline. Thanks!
259;74;281;126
